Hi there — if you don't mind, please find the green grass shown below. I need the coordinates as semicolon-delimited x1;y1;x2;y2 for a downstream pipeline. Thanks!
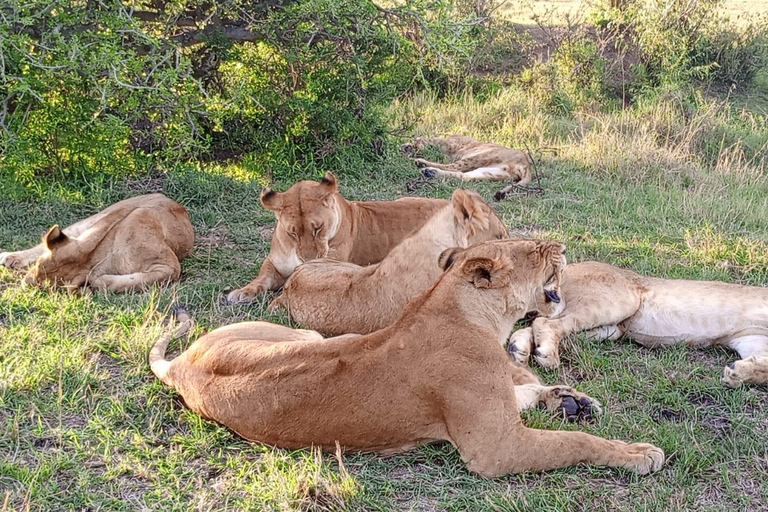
2;81;768;511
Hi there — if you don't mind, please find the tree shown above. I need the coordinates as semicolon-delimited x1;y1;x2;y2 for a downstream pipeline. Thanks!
0;0;485;186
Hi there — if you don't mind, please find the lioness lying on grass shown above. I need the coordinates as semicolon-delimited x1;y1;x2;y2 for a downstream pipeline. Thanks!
401;135;532;185
508;261;768;387
271;189;508;335
150;240;663;477
227;172;447;303
0;193;194;293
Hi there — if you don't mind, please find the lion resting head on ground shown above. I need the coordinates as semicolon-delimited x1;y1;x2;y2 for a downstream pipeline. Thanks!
1;193;194;293
508;260;768;387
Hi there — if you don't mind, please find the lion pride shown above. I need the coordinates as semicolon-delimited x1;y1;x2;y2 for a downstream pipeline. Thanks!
0;193;194;293
226;172;447;303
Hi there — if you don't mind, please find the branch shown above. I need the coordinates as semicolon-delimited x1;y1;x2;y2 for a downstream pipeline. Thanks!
132;10;198;28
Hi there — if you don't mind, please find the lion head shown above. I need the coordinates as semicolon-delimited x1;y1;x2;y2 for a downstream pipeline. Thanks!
261;172;343;263
449;189;508;245
24;226;88;290
437;238;566;314
400;137;428;157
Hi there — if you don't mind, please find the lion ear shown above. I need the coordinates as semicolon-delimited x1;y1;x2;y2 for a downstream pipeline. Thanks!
320;172;338;193
261;187;283;212
460;257;511;289
438;247;464;271
43;225;68;250
451;189;490;235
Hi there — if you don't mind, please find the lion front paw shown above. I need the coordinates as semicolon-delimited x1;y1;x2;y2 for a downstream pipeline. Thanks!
722;362;744;388
533;345;560;369
621;443;665;475
0;252;24;270
227;286;262;304
722;357;768;387
413;158;428;169
538;386;602;422
508;328;533;365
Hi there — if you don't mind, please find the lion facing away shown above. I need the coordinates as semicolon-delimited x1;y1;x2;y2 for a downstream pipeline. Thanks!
0;193;194;293
150;240;662;477
401;135;532;185
226;172;447;303
508;261;768;387
271;189;509;335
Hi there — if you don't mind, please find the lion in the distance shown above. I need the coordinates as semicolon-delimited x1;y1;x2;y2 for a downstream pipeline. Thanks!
271;189;508;335
401;135;532;185
508;261;768;387
0;193;194;293
150;240;662;477
226;172;447;303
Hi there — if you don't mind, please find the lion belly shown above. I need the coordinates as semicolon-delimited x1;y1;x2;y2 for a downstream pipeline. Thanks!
624;278;768;347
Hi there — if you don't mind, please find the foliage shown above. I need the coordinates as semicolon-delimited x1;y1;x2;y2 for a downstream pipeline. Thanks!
592;0;768;90
0;0;484;192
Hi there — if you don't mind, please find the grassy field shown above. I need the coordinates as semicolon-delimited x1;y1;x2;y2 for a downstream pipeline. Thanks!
2;79;768;510
501;0;768;24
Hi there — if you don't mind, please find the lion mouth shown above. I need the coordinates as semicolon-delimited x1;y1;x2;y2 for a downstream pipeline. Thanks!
543;270;562;303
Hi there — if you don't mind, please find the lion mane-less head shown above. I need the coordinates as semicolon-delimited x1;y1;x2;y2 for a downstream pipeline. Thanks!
437;239;566;311
261;172;343;263
24;225;88;290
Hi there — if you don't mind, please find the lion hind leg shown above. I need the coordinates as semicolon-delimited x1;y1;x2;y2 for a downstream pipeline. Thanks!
91;261;180;293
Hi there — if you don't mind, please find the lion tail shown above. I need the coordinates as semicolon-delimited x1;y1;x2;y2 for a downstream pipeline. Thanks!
149;306;193;387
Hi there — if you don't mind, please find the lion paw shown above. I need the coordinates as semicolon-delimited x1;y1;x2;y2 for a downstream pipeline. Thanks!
621;443;665;475
722;357;767;387
538;386;602;422
722;362;744;388
414;158;428;169
421;168;437;179
0;252;24;270
533;346;560;369
508;328;533;365
227;286;261;304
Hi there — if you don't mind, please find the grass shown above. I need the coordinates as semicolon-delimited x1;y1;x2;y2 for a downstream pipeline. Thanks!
501;0;768;26
3;70;768;512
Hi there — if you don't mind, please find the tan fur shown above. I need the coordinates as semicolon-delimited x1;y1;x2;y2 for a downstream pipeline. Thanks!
509;261;768;387
151;240;663;477
272;189;508;335
227;172;447;303
402;135;532;185
1;194;194;293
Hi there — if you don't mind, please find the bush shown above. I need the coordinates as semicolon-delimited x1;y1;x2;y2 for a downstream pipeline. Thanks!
0;0;484;194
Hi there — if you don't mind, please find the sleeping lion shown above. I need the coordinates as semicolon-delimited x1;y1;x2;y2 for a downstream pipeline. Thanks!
508;260;768;387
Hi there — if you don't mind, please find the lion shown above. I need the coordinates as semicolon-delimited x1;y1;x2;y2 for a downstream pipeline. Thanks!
271;189;508;335
0;193;194;293
150;240;663;477
226;172;447;303
507;261;768;387
401;135;532;185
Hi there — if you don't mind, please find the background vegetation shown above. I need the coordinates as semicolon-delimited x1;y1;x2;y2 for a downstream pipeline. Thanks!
1;0;768;510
